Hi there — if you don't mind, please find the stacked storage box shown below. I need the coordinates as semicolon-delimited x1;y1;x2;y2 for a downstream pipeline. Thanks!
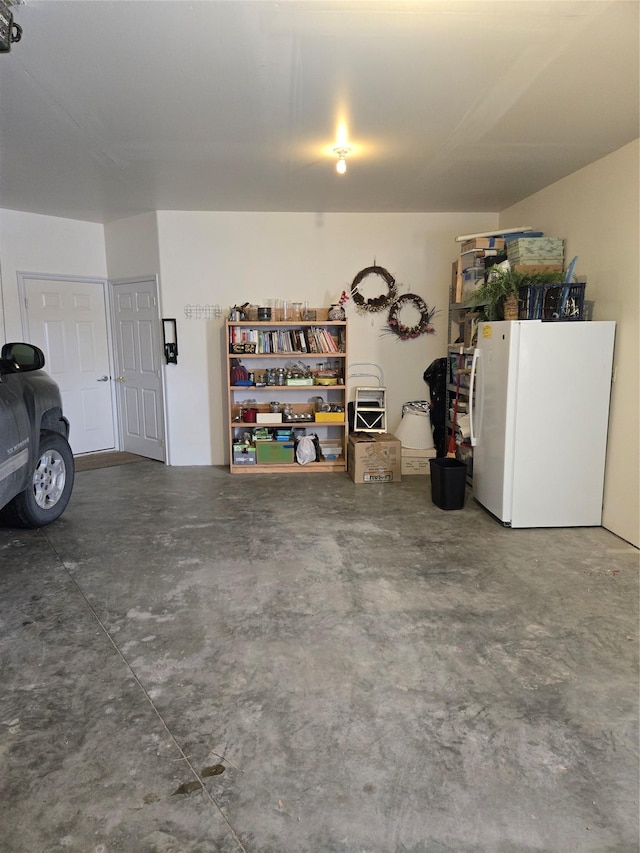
507;237;564;273
451;238;506;304
506;236;586;320
450;237;506;343
460;238;506;300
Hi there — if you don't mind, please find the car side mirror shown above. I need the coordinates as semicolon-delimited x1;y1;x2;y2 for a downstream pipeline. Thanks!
0;342;46;372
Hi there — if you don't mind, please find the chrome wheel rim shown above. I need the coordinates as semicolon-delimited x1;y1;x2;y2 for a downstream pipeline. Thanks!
32;449;66;509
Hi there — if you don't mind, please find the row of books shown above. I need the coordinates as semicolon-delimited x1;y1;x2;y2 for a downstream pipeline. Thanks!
228;326;342;354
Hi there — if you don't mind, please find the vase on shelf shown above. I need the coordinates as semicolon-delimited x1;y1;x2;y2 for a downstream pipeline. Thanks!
328;304;346;321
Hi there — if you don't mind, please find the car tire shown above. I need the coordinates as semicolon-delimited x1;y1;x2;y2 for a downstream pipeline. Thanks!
1;432;75;528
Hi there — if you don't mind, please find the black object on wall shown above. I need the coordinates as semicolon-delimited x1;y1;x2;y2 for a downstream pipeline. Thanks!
162;319;178;364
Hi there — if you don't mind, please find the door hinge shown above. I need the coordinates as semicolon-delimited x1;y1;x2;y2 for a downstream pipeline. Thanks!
153;296;157;306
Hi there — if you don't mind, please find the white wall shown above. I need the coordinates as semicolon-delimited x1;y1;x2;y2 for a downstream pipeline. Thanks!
104;212;160;281
156;211;498;465
500;140;639;547
0;209;107;343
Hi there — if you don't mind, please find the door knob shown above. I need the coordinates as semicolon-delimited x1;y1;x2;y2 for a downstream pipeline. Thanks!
97;375;109;382
116;376;126;382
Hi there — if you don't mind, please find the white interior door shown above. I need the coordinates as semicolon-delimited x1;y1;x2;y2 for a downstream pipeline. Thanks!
111;277;166;462
20;274;116;455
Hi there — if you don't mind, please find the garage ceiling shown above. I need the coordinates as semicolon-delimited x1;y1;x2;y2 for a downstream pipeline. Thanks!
0;0;638;224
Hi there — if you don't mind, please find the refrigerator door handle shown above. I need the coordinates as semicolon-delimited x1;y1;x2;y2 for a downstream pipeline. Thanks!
469;347;480;447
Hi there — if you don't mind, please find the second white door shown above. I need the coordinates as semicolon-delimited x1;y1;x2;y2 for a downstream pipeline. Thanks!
111;278;166;462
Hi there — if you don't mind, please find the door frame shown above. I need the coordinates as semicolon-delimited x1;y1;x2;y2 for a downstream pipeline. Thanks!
108;274;169;464
17;271;120;452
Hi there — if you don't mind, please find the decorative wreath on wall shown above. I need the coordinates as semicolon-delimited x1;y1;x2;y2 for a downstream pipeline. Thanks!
386;293;437;340
350;265;398;313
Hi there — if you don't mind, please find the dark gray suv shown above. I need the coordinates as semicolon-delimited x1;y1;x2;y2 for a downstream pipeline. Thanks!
0;342;74;527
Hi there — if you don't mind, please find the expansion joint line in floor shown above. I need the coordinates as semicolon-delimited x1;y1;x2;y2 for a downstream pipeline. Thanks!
42;533;248;853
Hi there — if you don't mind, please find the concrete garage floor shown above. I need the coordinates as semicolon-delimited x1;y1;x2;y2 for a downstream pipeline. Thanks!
0;461;638;853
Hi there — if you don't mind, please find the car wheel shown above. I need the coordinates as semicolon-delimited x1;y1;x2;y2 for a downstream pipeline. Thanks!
2;433;75;528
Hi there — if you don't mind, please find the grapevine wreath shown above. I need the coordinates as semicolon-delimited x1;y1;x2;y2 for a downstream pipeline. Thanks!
350;265;398;313
386;293;437;340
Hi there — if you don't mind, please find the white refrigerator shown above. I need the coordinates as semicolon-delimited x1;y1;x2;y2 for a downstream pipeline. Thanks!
470;320;616;528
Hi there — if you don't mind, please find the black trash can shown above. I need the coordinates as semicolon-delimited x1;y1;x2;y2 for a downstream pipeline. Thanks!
429;457;467;510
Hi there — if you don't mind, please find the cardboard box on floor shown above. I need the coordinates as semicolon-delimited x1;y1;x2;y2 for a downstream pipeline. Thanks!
347;432;402;483
401;447;437;475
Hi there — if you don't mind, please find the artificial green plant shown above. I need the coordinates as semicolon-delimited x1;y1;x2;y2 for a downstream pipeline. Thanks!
468;265;564;321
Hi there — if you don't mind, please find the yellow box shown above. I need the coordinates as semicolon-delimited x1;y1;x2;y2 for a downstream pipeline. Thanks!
314;412;344;423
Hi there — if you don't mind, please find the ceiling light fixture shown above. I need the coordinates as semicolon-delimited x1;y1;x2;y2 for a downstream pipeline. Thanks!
333;146;351;175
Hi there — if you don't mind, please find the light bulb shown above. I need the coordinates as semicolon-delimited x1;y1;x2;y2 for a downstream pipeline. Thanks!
333;145;351;175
